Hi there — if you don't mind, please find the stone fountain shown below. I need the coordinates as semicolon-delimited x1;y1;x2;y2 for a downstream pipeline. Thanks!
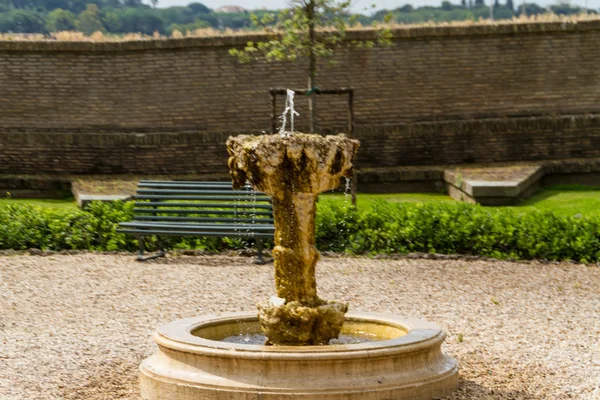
139;93;458;399
228;132;356;346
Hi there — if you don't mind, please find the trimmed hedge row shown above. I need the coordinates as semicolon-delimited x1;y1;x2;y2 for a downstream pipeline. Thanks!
316;202;600;263
1;200;599;263
0;202;243;253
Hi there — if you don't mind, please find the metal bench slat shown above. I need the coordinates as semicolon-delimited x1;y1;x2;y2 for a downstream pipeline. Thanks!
117;229;274;238
135;216;275;223
138;181;234;186
133;194;270;202
137;189;266;195
132;208;273;215
120;180;275;262
133;202;272;209
138;185;241;190
134;195;271;201
119;221;275;231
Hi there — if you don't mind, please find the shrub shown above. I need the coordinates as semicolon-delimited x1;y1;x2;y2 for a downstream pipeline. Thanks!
315;201;600;263
0;201;257;253
1;200;599;263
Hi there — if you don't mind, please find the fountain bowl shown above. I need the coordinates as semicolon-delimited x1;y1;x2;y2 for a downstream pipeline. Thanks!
140;312;458;400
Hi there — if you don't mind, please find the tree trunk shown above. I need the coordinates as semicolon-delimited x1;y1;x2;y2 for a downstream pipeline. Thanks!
307;0;317;133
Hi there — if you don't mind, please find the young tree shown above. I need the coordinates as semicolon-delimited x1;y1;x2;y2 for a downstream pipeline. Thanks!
230;0;392;133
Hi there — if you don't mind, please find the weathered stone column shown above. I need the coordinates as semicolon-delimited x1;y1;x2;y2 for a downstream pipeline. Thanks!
271;192;319;305
227;133;359;345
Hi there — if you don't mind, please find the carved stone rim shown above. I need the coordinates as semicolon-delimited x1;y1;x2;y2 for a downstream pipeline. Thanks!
154;312;446;360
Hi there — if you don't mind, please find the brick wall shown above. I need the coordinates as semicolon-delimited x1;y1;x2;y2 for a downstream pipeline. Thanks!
1;21;600;174
1;115;599;175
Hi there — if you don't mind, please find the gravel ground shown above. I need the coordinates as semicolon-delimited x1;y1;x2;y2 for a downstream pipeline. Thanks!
1;253;599;400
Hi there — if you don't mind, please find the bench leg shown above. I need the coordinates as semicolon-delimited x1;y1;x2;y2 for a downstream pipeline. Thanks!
137;236;145;261
255;238;267;265
136;236;166;262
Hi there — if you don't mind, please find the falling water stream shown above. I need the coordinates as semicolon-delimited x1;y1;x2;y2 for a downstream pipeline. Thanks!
279;89;299;137
344;177;351;203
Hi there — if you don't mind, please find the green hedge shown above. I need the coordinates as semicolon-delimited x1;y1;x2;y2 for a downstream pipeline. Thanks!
1;200;599;263
0;202;244;253
317;201;600;263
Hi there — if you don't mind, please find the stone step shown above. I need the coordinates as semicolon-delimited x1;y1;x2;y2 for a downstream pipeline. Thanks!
444;165;544;205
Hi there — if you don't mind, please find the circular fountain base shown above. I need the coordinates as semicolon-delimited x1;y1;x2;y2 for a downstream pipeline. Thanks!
140;312;458;400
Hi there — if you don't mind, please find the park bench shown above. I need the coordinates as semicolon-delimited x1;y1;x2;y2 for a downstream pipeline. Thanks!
117;180;274;263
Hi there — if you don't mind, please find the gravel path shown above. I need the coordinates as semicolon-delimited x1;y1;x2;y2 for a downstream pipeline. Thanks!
1;254;599;400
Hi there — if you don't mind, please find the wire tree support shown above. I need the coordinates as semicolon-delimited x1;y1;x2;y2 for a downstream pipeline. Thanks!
269;87;357;206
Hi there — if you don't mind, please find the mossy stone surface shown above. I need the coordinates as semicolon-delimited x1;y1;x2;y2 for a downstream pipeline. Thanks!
227;133;359;345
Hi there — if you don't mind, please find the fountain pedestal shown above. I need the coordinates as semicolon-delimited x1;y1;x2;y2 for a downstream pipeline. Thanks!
227;133;359;345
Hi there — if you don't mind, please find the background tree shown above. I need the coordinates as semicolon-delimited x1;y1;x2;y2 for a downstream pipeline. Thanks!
121;0;143;6
188;2;210;14
45;8;76;31
0;9;44;32
116;8;164;34
76;4;104;34
517;2;546;15
230;0;391;133
0;0;581;37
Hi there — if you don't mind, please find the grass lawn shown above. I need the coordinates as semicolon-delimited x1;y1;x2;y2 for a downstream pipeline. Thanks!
514;186;600;217
322;185;600;217
0;197;78;211
319;192;454;207
1;185;599;218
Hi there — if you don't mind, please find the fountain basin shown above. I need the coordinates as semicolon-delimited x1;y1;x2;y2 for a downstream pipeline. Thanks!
140;312;458;400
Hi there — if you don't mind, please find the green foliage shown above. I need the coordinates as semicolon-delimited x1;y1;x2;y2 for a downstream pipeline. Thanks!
114;7;164;34
375;3;519;24
516;188;600;217
0;9;44;32
45;8;76;32
168;19;210;35
315;201;600;262
0;201;257;253
0;0;594;36
76;4;104;34
516;2;547;15
1;200;600;263
0;201;136;251
188;2;211;14
0;197;77;210
229;0;391;65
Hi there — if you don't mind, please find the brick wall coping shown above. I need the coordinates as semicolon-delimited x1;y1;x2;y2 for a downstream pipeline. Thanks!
1;19;600;52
